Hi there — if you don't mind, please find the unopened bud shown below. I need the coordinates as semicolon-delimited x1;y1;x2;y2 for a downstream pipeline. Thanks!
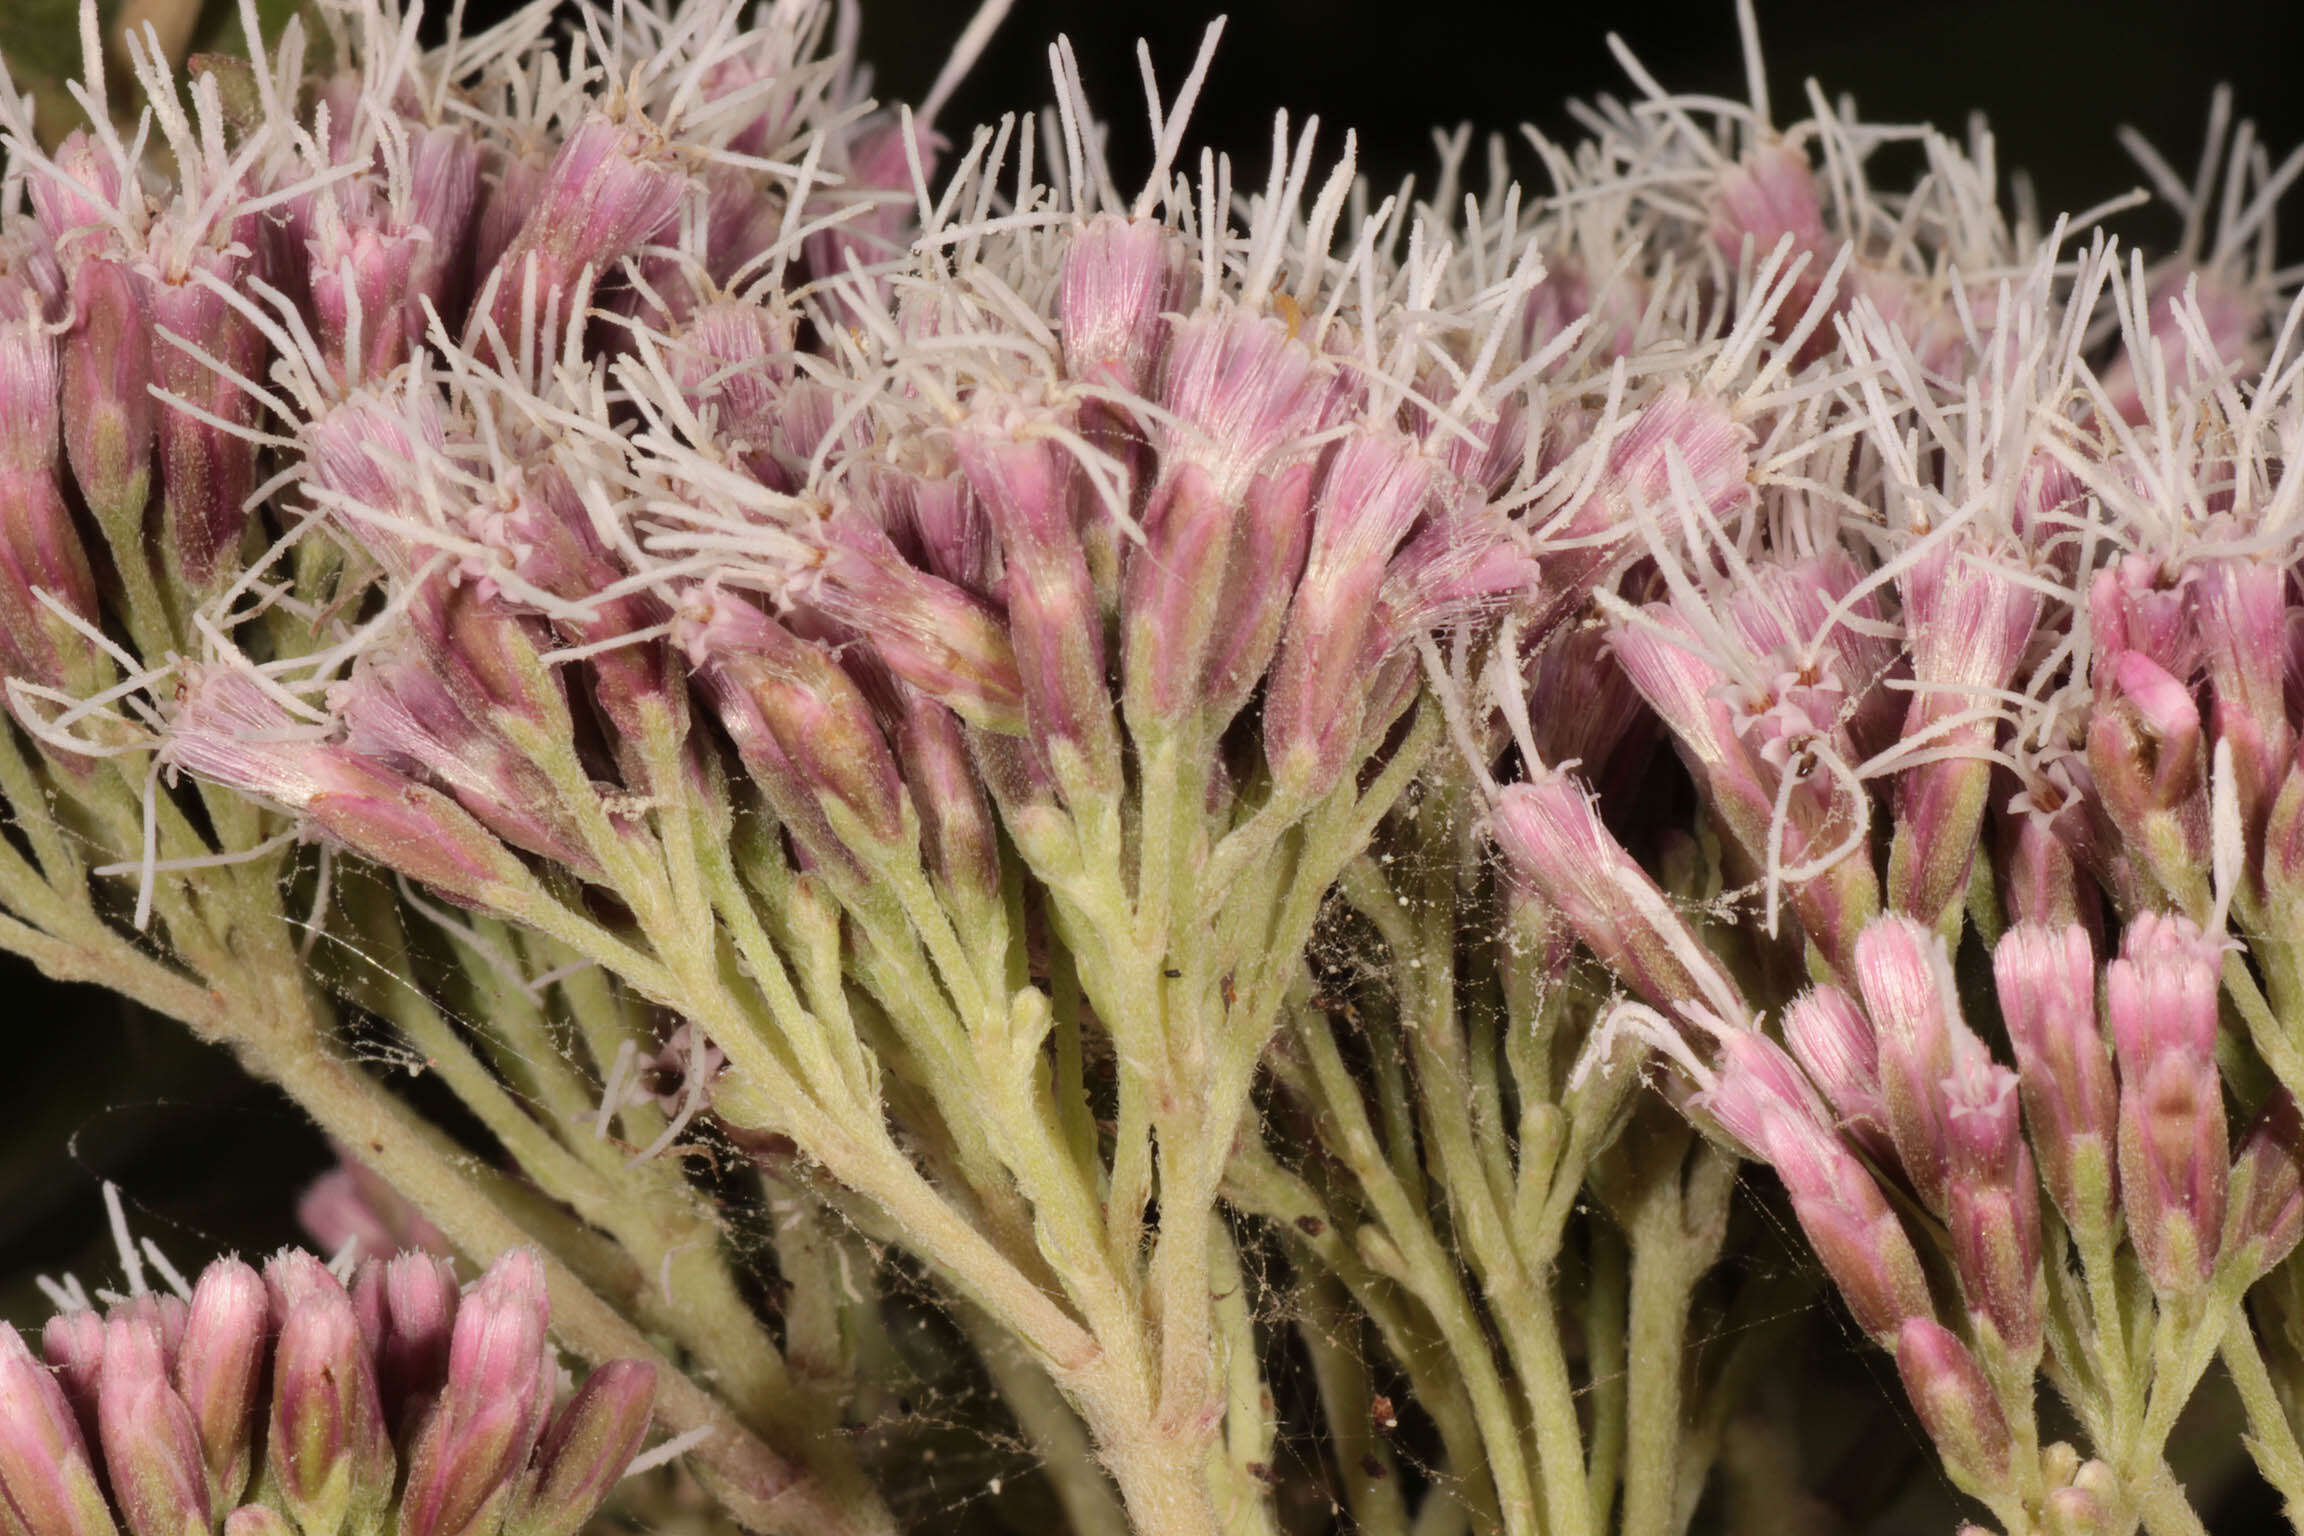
1852;914;1962;1211
1782;985;1891;1159
264;1253;395;1536
2225;1089;2304;1283
397;1251;553;1536
1489;771;1745;1022
2088;651;2212;917
1993;923;2118;1238
503;1360;656;1536
97;1318;210;1536
2107;913;2229;1293
1701;1031;1934;1344
173;1259;268;1509
1895;1317;2014;1499
0;1323;117;1536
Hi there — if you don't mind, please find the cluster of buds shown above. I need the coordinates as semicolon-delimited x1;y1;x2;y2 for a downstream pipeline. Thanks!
0;1247;655;1536
6;0;2304;1531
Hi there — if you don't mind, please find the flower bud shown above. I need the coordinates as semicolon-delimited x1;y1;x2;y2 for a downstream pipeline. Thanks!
1852;914;1963;1211
60;257;155;528
684;588;907;851
2106;912;2229;1293
1489;771;1746;1023
2225;1089;2304;1283
1895;1317;2014;1500
2088;555;2196;680
142;252;266;595
97;1317;210;1536
953;416;1120;794
2088;651;2212;918
1889;535;2042;931
502;1360;656;1536
2197;557;2295;840
335;640;596;876
1992;924;2119;1242
1941;1039;2044;1361
222;1507;296;1536
1264;431;1437;798
1700;1030;1934;1344
307;194;424;385
29;133;126;257
478;112;686;365
0;1324;118;1536
805;517;1024;733
1059;214;1186;394
1782;985;1891;1158
264;1254;395;1536
895;690;1001;917
173;1259;268;1509
397;1251;554;1536
41;1309;105;1450
352;1252;461;1433
168;666;541;910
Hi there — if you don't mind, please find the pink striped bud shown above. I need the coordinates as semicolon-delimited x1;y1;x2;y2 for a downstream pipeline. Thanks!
1059;214;1185;395
40;1309;105;1451
1264;431;1436;796
953;416;1120;793
1700;1030;1933;1343
895;691;1000;915
1782;986;1892;1160
264;1252;395;1536
222;1507;294;1536
173;1259;268;1509
1712;142;1830;269
306;190;424;385
297;1155;451;1264
169;666;539;909
2089;555;2196;680
1895;1318;2014;1499
1888;534;2042;930
405;124;484;333
2226;1089;2304;1283
60;257;155;527
29;133;126;258
804;517;1024;733
352;1253;461;1433
0;1323;117;1536
2088;650;2211;916
1997;760;2094;930
502;1360;656;1536
96;1317;209;1536
2197;558;2295;839
142;250;266;594
683;588;906;850
1489;771;1745;1021
1993;924;2118;1238
2097;267;2262;426
335;640;597;876
1520;621;1654;786
1852;914;1963;1211
398;1251;554;1536
478;112;686;364
2107;912;2228;1292
1941;1039;2043;1360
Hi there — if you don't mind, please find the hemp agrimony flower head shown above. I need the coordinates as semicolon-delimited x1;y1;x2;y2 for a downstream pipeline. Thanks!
7;0;2304;1531
2;1209;656;1536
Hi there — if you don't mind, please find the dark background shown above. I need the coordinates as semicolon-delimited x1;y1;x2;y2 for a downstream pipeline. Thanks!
3;0;2299;1518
